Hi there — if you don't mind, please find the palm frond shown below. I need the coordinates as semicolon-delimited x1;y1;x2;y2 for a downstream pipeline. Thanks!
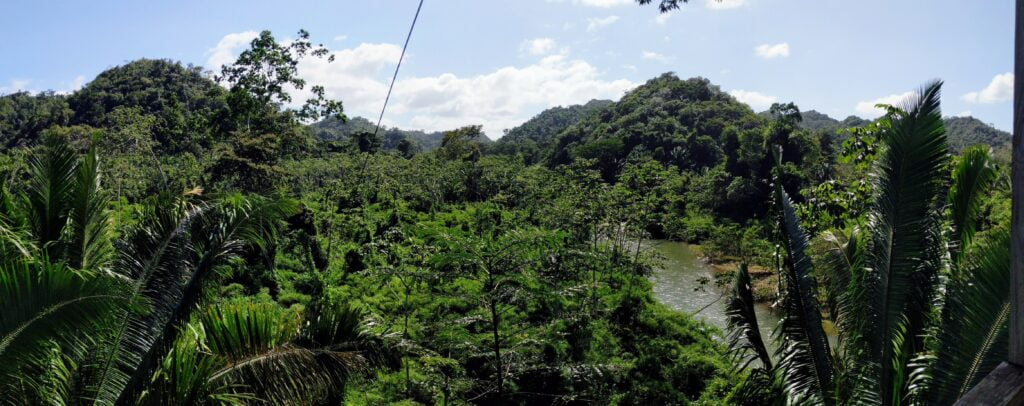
925;228;1010;404
725;263;772;371
196;301;395;404
26;134;79;259
772;179;834;403
67;141;113;271
89;194;207;405
113;195;296;404
0;261;126;403
947;145;998;263
861;80;948;403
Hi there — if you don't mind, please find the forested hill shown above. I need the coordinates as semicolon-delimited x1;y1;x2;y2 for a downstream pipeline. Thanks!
789;109;1010;153
489;99;612;163
491;72;833;225
797;110;870;133
311;116;451;153
943;115;1011;152
546;73;773;179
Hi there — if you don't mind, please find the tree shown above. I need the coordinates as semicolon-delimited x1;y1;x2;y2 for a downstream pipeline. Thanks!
210;29;346;192
431;228;559;398
0;135;395;404
67;59;227;153
439;125;484;162
725;81;1013;404
0;91;73;148
216;29;344;133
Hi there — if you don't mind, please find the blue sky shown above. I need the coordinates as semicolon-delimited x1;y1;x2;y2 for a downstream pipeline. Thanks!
0;0;1014;137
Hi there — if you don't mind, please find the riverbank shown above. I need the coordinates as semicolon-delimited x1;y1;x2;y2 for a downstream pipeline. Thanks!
689;245;779;303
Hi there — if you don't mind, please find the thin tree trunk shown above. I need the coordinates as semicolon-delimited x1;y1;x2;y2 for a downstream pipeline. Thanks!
489;300;503;396
1010;0;1024;366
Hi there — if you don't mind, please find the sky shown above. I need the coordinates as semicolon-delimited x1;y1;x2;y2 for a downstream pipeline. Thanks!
0;0;1015;138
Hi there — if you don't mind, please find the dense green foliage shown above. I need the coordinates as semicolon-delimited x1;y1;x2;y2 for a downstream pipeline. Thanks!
724;82;1013;405
1;19;1015;403
490;99;612;164
313;116;450;153
68;59;228;153
0;30;754;405
792;109;1010;155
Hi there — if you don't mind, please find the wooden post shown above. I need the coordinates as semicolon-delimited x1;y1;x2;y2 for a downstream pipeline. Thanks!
1011;0;1024;367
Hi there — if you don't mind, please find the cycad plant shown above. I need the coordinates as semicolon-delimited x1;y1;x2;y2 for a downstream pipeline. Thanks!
0;134;394;404
726;81;1010;405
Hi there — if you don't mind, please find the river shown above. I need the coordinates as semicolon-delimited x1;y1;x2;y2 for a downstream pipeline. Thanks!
647;240;780;346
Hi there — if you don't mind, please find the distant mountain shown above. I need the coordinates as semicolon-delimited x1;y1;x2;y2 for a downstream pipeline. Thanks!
490;99;613;163
799;110;870;133
791;110;1009;154
311;116;448;152
943;115;1011;153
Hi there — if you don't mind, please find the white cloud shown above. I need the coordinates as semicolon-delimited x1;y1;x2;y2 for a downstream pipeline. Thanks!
707;0;746;10
957;111;972;117
548;0;633;7
754;42;790;59
729;89;777;111
641;50;670;63
56;75;88;95
0;75;86;95
0;79;32;94
655;13;672;24
963;72;1014;103
521;38;558;55
855;91;915;117
587;15;620;31
222;32;635;138
205;30;259;69
333;35;348;42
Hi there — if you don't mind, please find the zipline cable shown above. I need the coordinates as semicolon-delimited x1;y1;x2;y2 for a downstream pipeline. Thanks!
372;0;425;139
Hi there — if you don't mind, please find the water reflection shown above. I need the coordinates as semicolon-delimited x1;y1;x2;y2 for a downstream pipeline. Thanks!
646;240;780;348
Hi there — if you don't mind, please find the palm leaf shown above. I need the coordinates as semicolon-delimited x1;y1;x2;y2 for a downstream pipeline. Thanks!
111;195;295;404
725;263;773;371
26;134;79;259
772;177;834;403
861;80;948;404
88;194;206;405
67;140;113;271
926;228;1010;404
947;145;998;263
0;261;126;402
196;301;395;404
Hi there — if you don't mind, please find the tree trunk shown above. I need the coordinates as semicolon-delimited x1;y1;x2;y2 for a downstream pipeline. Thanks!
1011;0;1024;366
489;300;504;396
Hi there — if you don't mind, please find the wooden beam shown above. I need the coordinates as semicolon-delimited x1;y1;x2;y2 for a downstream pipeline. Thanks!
1011;0;1024;366
955;362;1024;405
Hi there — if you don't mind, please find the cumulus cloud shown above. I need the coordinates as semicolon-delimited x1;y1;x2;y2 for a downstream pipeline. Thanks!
0;79;32;94
855;91;915;117
548;0;633;7
521;38;558;55
203;31;635;138
0;75;86;95
205;30;259;70
587;15;620;31
56;75;88;95
389;55;635;136
655;13;672;25
333;35;348;42
963;73;1013;103
641;50;670;63
754;42;789;59
729;89;776;111
707;0;746;10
